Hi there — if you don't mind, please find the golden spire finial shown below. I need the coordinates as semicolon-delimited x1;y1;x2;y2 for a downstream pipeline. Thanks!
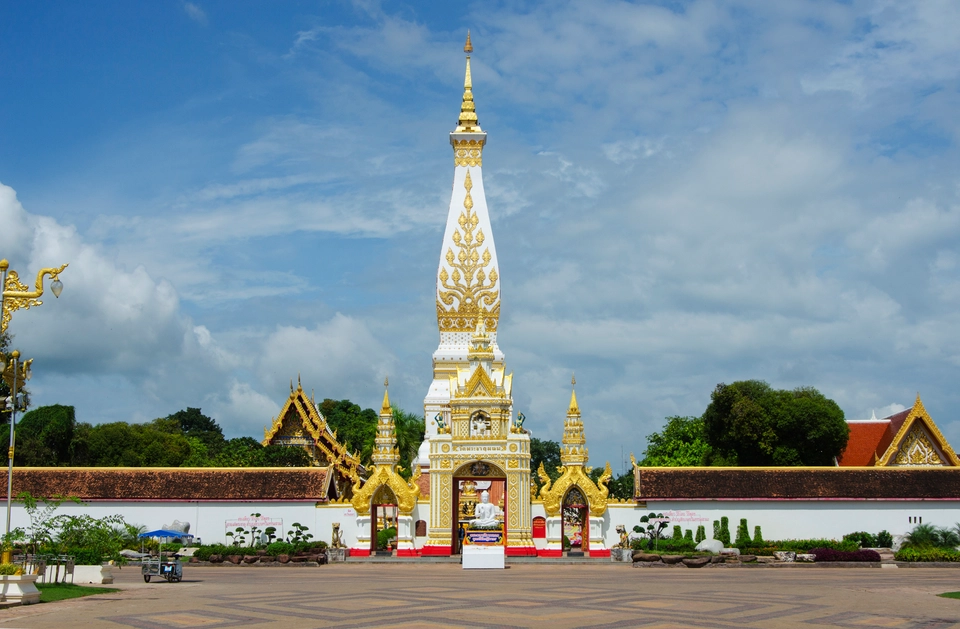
572;373;576;387
456;32;480;133
381;377;391;415
568;387;579;416
297;373;302;391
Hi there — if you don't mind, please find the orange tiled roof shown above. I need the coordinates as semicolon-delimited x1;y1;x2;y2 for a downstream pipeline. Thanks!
838;422;890;466
3;467;331;502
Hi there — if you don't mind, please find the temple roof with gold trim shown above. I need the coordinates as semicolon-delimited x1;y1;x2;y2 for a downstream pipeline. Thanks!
263;377;362;482
838;394;959;467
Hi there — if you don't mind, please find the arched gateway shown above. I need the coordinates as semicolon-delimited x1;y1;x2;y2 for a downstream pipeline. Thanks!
536;382;612;557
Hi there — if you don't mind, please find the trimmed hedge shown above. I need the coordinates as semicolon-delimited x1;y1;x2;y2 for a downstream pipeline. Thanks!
737;539;858;555
810;547;881;562
895;547;960;562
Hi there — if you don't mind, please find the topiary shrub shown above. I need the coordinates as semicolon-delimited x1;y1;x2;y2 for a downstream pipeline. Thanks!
696;525;706;543
876;530;893;548
684;529;693;543
811;547;881;562
719;517;731;545
843;531;877;549
753;525;763;545
735;519;750;547
712;520;720;540
376;527;397;551
672;525;683;540
265;541;295;556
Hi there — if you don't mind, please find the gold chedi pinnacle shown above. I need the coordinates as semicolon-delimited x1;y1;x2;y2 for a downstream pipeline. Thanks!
456;31;481;133
372;377;398;467
561;376;587;466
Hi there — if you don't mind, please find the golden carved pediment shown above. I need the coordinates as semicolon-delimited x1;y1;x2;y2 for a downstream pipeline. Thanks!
538;461;611;518
351;464;421;516
876;395;960;467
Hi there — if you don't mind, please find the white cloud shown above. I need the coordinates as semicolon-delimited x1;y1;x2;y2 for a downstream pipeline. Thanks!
183;2;207;26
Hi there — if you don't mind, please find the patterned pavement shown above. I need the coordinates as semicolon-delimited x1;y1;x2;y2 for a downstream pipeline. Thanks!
2;564;960;629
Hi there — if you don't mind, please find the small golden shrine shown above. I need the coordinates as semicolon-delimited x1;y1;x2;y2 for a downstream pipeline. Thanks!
262;376;362;494
348;380;421;556
536;378;611;557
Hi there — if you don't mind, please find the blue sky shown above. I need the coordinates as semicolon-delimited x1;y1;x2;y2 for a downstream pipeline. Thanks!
2;0;960;471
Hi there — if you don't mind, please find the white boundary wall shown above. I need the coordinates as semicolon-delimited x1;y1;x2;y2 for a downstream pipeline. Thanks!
11;498;958;549
8;501;358;548
604;500;960;547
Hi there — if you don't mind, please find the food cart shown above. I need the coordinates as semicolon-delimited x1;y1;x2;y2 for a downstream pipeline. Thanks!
138;529;193;583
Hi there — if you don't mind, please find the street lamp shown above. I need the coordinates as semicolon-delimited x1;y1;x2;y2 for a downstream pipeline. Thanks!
0;259;68;335
0;258;65;544
1;350;31;540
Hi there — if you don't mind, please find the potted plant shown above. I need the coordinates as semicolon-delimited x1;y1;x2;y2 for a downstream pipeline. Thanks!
0;563;39;605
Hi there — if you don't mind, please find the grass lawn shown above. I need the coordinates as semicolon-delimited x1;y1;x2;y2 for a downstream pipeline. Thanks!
938;592;960;600
36;582;120;603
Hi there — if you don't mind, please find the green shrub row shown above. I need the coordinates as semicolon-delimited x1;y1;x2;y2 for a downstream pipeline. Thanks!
895;547;960;562
192;540;328;561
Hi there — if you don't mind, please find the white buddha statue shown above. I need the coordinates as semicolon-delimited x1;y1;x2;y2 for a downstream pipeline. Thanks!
470;490;501;529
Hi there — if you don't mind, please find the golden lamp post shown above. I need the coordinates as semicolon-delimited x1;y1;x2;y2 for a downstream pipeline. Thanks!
0;258;67;541
0;259;68;336
1;351;31;542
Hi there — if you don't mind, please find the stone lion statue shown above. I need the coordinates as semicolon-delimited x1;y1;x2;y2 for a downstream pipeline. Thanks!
615;524;630;549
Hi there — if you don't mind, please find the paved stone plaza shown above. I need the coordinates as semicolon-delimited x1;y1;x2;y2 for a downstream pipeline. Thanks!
2;564;960;629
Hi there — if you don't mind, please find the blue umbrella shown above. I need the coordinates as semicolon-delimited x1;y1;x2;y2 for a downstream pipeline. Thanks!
138;530;195;539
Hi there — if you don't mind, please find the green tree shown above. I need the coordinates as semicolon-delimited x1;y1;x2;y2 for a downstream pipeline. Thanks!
262;444;312;467
165;407;225;454
393;408;425;479
702;380;848;466
211;437;266;466
641;416;708;466
320;399;378;464
588;466;634;501
7;404;75;466
530;437;561;492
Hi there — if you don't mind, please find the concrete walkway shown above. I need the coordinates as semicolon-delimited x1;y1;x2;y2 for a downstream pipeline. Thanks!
2;564;959;628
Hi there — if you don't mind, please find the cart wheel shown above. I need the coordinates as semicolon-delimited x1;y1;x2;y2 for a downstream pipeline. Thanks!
143;575;151;583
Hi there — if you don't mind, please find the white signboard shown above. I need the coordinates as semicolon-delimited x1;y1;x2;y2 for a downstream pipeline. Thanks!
225;515;283;536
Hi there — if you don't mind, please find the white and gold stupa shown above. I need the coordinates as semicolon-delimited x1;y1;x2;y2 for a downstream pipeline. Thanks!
417;34;536;557
417;31;506;469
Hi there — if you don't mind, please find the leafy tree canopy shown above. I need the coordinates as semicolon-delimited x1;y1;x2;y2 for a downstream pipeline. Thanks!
530;437;561;492
702;380;848;466
641;416;709;466
320;399;378;463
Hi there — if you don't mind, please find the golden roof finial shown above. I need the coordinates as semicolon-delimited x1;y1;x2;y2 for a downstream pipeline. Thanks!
572;373;576;387
568;387;579;416
297;373;302;391
456;31;480;133
381;377;392;415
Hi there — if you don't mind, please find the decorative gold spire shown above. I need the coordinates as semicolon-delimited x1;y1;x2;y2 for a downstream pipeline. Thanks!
561;377;587;466
381;377;392;414
372;377;399;467
456;32;481;133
